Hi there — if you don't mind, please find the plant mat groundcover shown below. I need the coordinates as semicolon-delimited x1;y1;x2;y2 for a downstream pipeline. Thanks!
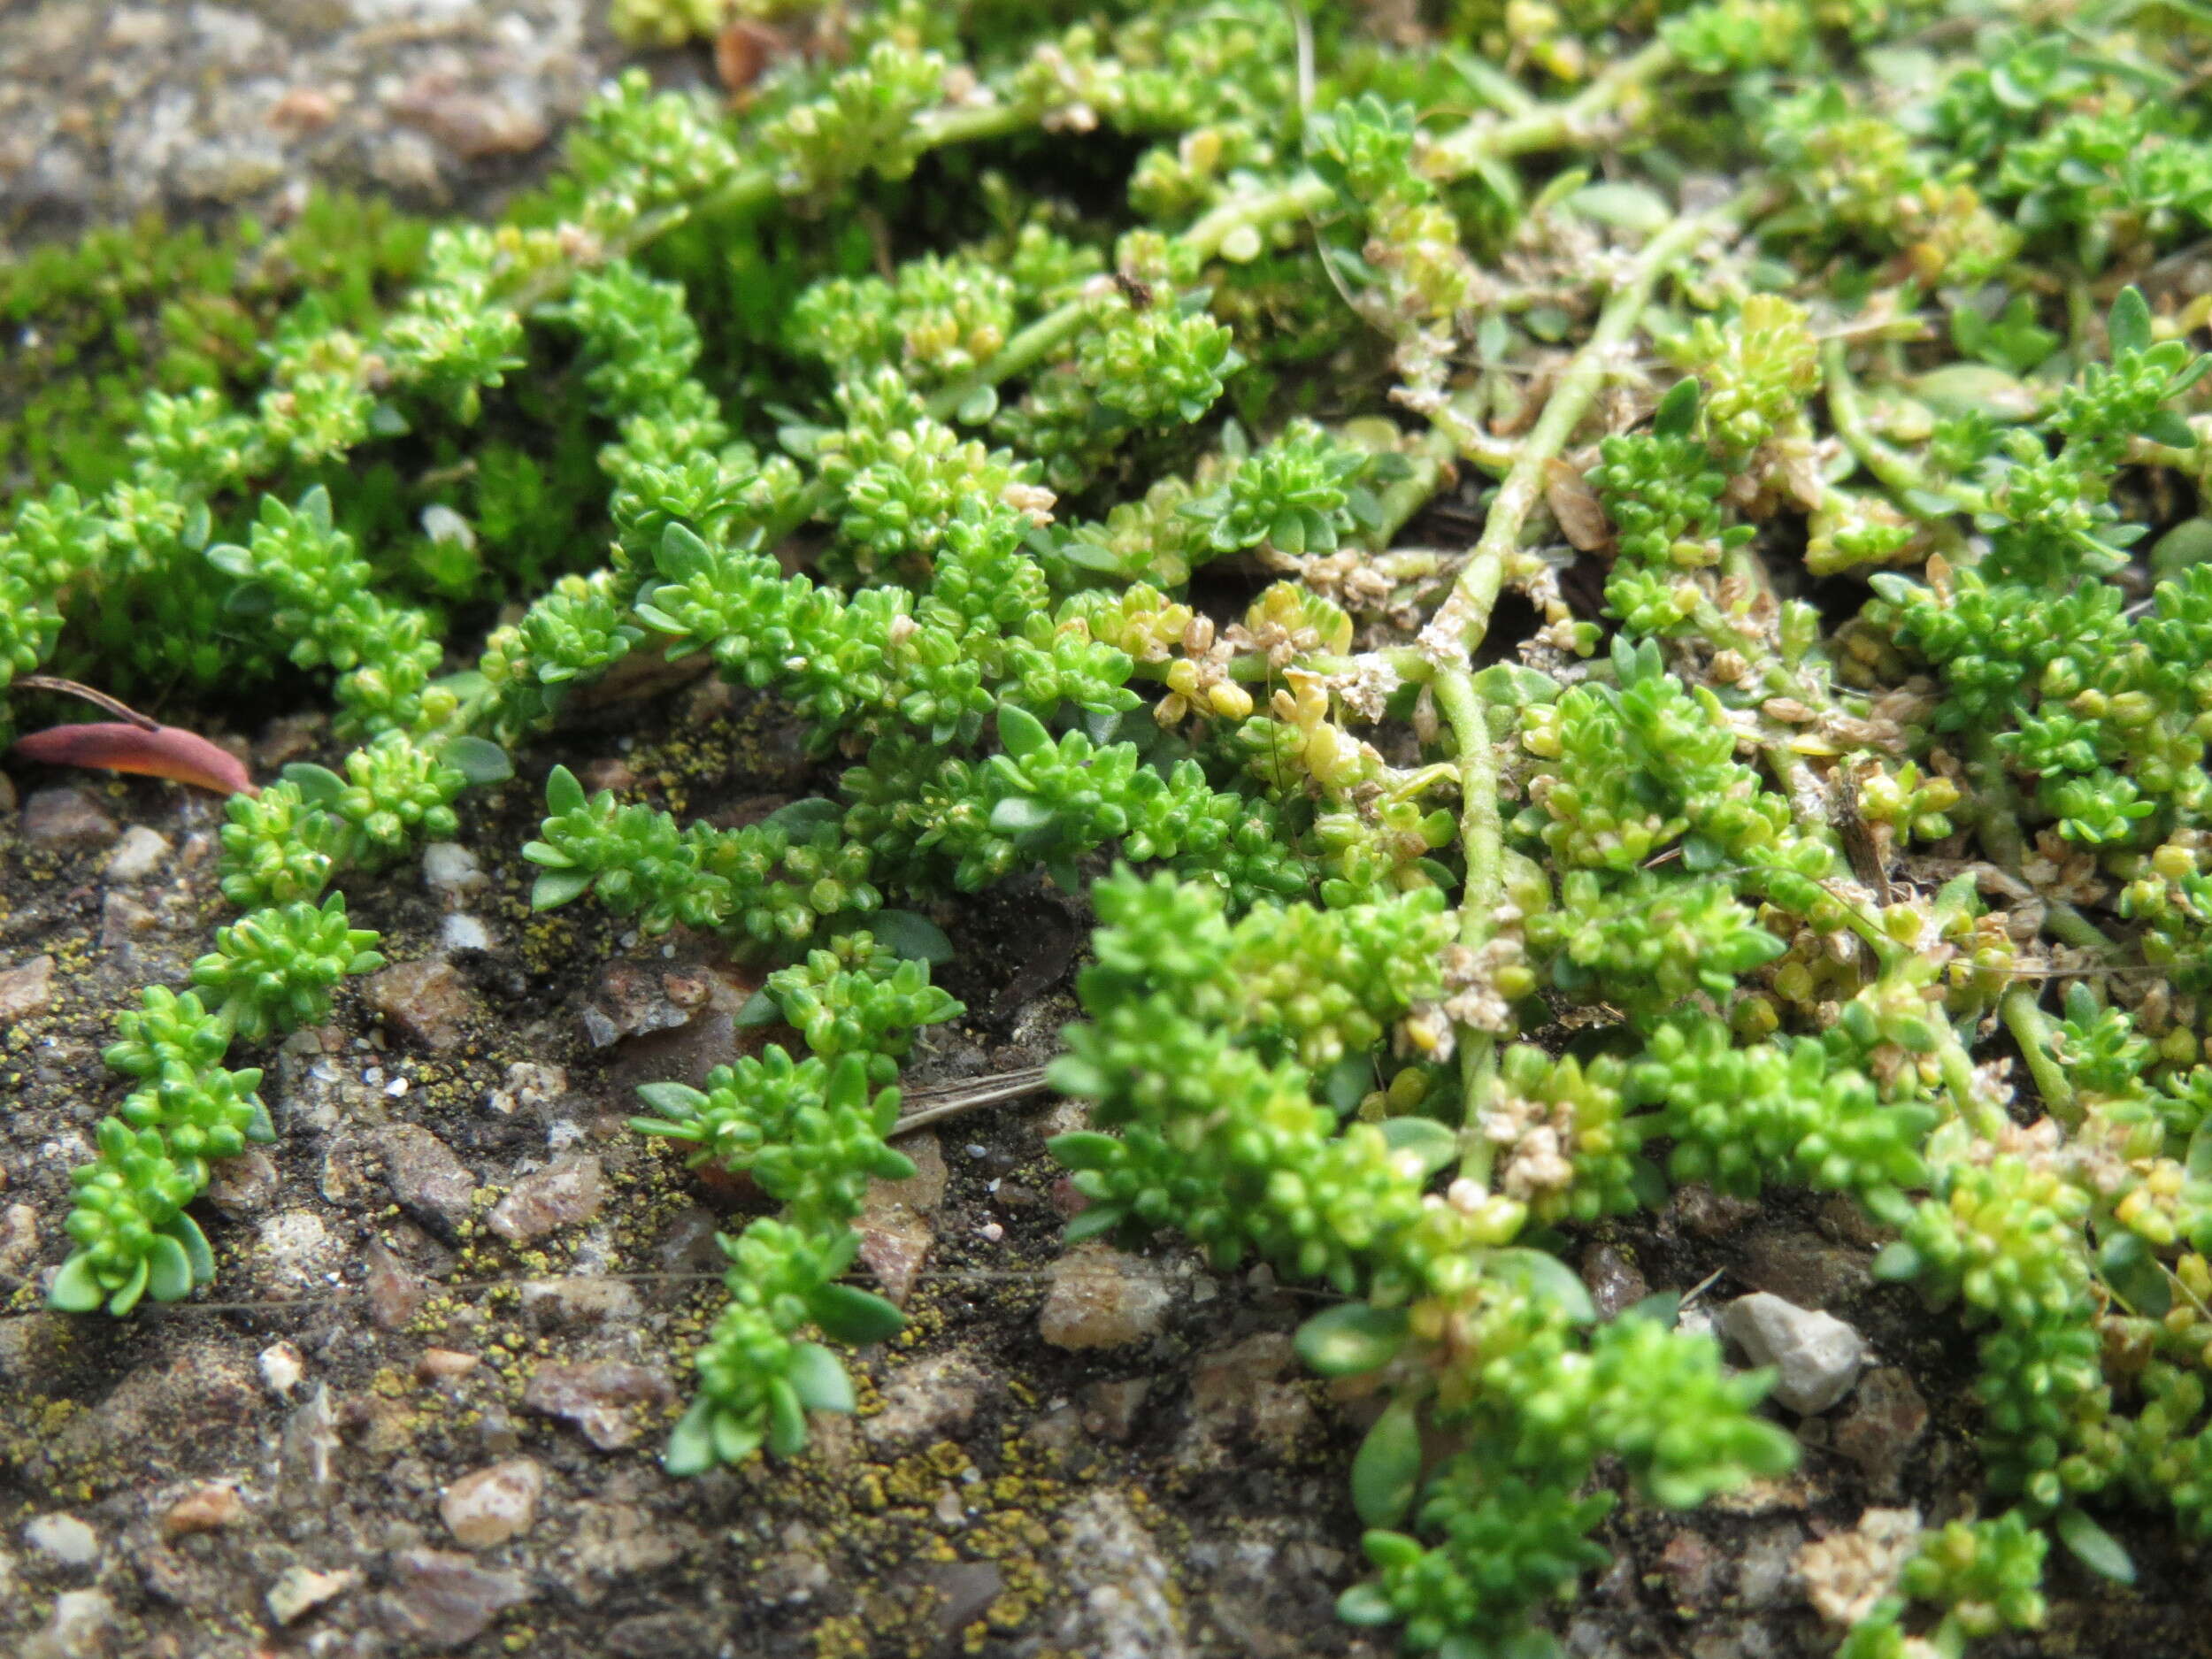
6;0;2212;1655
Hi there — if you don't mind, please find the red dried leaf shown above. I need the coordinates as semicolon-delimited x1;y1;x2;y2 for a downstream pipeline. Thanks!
12;722;256;796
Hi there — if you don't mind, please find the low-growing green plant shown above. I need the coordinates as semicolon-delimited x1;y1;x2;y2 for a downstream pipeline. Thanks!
16;0;2212;1652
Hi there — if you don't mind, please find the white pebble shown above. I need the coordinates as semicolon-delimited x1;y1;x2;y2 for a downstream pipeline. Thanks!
441;913;492;952
103;826;172;883
23;1512;98;1567
258;1340;305;1398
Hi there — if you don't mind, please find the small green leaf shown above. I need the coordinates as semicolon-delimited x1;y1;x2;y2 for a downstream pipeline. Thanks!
762;798;843;835
1566;181;1671;233
1061;1204;1127;1244
146;1234;194;1302
1295;1303;1409;1377
1322;1053;1370;1113
956;383;999;425
48;1251;107;1313
996;703;1052;762
2108;286;2152;357
766;1378;809;1458
1048;1132;1125;1171
1351;1396;1424;1528
867;910;955;964
658;521;714;580
1653;378;1701;438
1871;1240;1923;1281
664;1397;718;1476
1487;1247;1596;1324
1378;1117;1459;1178
989;796;1056;836
2142;408;2197;449
168;1213;214;1284
1334;1581;1399;1627
634;1081;710;1117
206;543;256;578
788;1342;856;1414
710;1404;764;1467
442;736;512;786
282;763;346;806
1619;1291;1682;1327
808;1282;906;1345
2055;1506;2135;1584
544;764;587;817
531;869;595;911
106;1256;150;1317
735;987;780;1027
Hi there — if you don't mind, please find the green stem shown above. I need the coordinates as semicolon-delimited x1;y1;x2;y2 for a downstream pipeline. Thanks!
1822;338;1988;517
1431;663;1506;1180
1417;190;1752;663
1428;39;1676;178
1962;729;2120;956
1936;1020;2013;1142
2003;983;2078;1126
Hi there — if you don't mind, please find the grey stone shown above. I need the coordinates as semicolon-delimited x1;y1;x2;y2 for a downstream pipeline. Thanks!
520;1275;641;1330
101;825;171;881
1721;1292;1870;1415
864;1352;991;1452
281;1381;341;1505
380;1548;532;1650
605;1610;723;1659
487;1153;604;1242
19;788;118;852
380;1124;478;1236
521;1360;675;1450
256;1209;338;1284
919;1561;1005;1640
204;1149;279;1217
1054;1490;1186;1659
1581;1242;1649;1320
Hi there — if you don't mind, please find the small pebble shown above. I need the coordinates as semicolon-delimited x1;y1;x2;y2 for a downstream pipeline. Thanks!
23;1512;98;1568
1721;1292;1870;1415
440;1458;544;1549
259;1340;305;1398
267;1565;359;1626
159;1482;243;1538
102;826;172;882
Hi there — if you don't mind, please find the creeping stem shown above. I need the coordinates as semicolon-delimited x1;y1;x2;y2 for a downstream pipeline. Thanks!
1417;191;1755;664
1430;664;1506;1179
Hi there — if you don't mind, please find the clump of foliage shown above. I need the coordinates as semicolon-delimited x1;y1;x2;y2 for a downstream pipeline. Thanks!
15;0;2212;1652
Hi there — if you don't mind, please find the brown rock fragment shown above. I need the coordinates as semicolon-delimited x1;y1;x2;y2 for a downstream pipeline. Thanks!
1038;1243;1172;1350
159;1483;243;1539
440;1459;544;1549
365;958;476;1051
0;956;56;1021
487;1155;605;1243
19;787;117;851
363;1240;429;1331
378;1125;477;1237
521;1361;674;1450
380;1548;532;1649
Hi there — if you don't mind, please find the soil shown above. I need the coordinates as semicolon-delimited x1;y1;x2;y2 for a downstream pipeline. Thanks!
0;9;2201;1659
